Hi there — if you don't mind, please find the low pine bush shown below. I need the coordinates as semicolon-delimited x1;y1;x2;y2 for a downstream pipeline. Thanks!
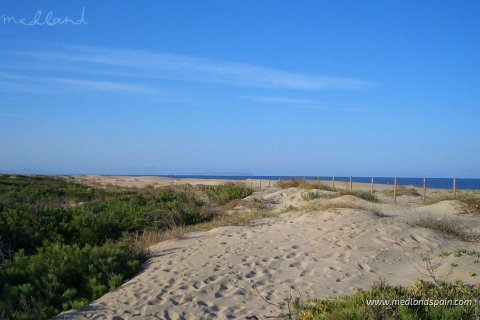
0;240;145;319
205;184;253;205
0;175;214;319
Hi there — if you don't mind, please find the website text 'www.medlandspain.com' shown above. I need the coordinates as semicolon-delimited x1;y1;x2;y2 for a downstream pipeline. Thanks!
366;298;478;307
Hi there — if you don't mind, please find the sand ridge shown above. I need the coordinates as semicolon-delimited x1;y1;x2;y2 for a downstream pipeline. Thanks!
56;180;480;320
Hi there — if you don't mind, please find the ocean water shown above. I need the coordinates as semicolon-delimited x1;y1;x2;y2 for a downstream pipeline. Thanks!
150;175;480;190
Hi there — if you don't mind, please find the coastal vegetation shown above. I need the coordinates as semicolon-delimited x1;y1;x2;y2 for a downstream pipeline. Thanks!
290;279;480;319
336;189;379;203
205;183;253;205
277;179;379;203
0;175;252;319
301;191;323;201
457;194;480;216
276;179;334;191
3;175;478;319
383;186;420;197
425;193;480;216
411;217;480;243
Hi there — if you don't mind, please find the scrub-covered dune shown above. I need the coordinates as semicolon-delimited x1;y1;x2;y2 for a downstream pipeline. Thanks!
58;179;480;319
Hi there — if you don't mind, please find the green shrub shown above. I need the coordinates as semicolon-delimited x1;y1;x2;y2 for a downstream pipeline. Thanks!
0;175;215;319
453;249;480;258
301;191;320;201
67;191;210;246
294;279;480;319
205;184;253;205
0;240;145;319
0;175;104;210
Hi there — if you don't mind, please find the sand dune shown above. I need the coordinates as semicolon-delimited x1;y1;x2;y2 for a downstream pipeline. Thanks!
56;180;480;320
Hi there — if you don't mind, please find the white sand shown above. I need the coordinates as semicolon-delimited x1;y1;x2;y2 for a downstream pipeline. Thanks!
56;177;480;320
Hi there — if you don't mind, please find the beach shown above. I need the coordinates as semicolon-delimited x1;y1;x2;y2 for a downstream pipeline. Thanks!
56;176;480;319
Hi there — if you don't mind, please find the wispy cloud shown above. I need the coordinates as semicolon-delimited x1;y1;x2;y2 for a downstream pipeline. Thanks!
0;72;153;94
242;95;321;105
241;95;369;112
48;77;152;93
13;45;374;91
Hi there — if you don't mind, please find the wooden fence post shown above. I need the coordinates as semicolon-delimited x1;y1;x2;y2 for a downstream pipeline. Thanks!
268;180;271;187
394;177;397;205
259;181;262;189
423;177;426;203
332;176;335;189
349;176;353;191
453;177;457;199
370;177;374;194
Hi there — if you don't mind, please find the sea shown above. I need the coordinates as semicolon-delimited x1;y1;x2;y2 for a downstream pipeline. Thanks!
140;175;480;191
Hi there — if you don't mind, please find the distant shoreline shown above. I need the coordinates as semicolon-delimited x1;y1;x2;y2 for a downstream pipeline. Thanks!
56;174;480;191
2;173;479;190
91;174;480;190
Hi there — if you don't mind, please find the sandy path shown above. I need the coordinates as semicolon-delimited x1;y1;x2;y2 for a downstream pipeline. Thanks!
56;187;480;320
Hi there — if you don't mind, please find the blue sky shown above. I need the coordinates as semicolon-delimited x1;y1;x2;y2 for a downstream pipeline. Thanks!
1;1;479;177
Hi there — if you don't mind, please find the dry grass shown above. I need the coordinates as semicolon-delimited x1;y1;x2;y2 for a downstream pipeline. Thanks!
337;189;379;202
412;217;480;242
276;179;334;191
222;197;267;210
459;193;480;216
383;186;420;197
424;195;455;205
425;193;480;216
220;209;280;225
302;200;383;216
132;209;281;251
276;180;380;203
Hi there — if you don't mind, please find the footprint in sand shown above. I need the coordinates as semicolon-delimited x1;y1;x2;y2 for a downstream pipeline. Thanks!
356;263;372;272
214;284;229;298
204;275;218;284
300;269;312;277
286;252;297;258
